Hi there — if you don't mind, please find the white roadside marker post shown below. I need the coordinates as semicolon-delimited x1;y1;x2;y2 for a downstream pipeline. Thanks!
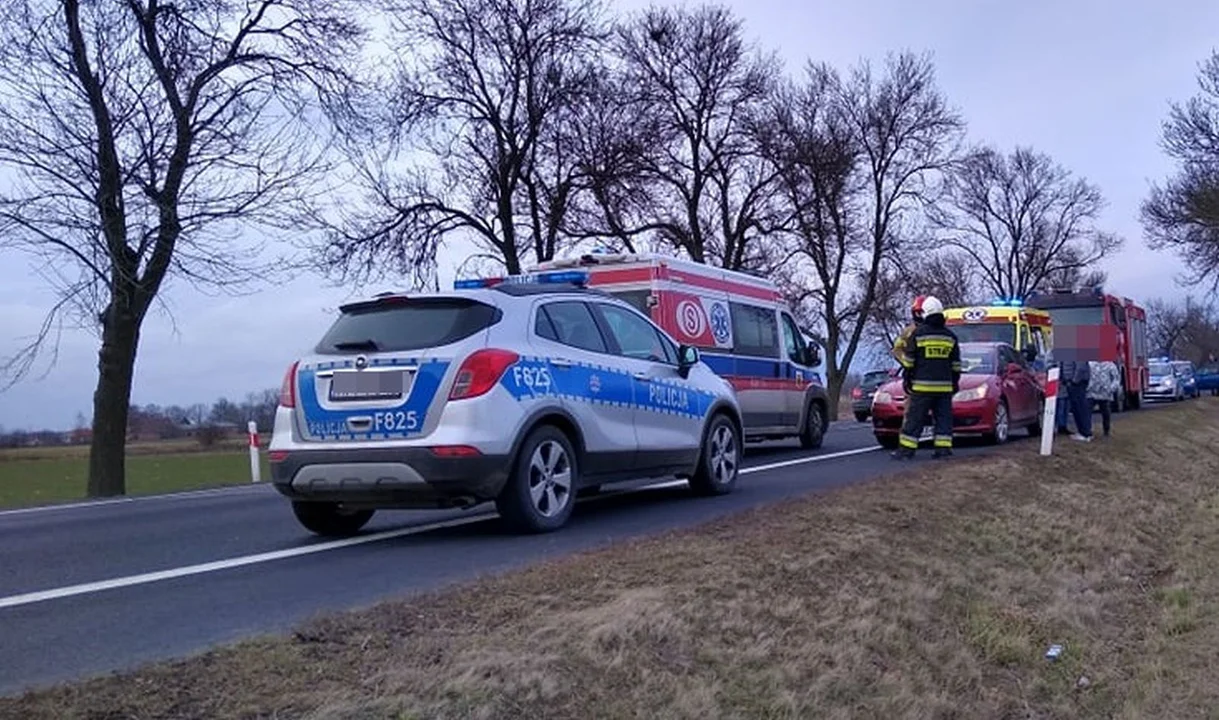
1040;367;1060;457
247;421;261;483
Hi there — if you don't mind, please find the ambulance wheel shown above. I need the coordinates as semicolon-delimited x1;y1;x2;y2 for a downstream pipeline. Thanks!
496;425;577;533
799;401;826;450
689;413;740;496
291;501;374;538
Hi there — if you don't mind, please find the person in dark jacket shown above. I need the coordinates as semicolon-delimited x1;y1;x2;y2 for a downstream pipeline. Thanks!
1054;358;1092;440
893;296;961;460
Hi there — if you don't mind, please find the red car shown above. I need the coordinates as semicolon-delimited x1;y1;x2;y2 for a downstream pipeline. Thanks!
871;341;1045;448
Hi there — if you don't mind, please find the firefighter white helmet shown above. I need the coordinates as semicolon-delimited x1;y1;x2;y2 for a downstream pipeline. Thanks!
921;296;944;317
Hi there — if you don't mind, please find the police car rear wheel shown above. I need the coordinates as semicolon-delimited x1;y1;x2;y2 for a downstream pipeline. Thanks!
291;501;375;538
690;414;739;496
497;425;577;533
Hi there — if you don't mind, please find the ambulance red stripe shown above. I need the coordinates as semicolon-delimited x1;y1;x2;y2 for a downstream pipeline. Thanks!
587;265;781;302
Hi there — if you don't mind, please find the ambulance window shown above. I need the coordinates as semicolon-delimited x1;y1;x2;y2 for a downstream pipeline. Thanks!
606;290;652;316
779;312;804;364
1018;324;1030;350
730;302;779;358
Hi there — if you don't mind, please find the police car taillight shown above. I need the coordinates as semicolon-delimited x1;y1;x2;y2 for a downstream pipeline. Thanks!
279;361;299;408
449;349;520;400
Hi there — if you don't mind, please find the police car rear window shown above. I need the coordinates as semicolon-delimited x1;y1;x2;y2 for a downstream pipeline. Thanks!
315;297;500;354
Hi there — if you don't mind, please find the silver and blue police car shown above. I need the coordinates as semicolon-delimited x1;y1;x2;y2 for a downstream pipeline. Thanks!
268;272;744;536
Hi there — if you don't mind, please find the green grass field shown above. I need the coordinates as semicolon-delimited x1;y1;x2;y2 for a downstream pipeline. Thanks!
0;440;271;509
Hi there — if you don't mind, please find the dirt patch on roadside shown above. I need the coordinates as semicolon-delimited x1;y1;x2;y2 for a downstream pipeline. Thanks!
3;401;1218;719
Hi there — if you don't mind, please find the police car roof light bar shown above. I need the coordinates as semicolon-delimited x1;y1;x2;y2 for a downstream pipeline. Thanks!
453;270;589;290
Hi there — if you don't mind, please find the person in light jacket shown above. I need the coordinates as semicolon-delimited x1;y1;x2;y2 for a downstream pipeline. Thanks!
1086;360;1121;438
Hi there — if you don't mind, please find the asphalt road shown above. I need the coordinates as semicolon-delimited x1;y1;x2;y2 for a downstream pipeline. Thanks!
0;420;1045;696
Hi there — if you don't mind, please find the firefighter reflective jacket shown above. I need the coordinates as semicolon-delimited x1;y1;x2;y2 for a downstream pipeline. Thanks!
897;316;962;393
891;321;919;365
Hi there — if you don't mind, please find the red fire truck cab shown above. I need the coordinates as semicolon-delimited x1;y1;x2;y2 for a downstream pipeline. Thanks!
1025;286;1150;411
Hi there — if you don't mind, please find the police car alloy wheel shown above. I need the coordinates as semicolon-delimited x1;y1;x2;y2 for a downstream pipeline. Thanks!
291;501;375;538
690;413;740;495
496;425;579;533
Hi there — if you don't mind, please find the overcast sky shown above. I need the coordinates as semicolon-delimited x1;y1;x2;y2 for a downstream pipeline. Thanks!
1;0;1216;431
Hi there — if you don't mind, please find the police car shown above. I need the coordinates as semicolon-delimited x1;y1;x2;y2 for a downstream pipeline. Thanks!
267;271;745;536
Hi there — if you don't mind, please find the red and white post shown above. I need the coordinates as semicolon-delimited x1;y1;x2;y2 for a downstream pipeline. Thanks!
247;421;261;483
1040;367;1060;456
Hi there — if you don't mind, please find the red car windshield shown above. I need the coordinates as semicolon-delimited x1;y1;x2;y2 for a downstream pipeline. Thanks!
950;323;1015;346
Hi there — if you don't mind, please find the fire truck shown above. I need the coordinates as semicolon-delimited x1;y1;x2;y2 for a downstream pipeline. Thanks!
943;300;1054;377
1025;286;1150;411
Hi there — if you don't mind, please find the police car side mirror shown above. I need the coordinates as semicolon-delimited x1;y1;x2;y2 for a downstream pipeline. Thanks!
677;344;699;377
804;345;821;367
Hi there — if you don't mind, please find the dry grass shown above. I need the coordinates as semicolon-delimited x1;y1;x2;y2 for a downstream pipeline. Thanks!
4;400;1219;719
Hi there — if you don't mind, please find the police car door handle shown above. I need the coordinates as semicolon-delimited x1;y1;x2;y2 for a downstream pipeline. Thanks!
633;371;650;380
550;358;573;368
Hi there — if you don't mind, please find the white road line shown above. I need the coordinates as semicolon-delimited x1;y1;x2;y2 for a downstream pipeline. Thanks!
0;443;880;611
0;483;271;518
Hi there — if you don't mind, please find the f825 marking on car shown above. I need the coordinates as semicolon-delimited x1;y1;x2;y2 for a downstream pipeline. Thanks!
373;411;420;432
509;365;553;397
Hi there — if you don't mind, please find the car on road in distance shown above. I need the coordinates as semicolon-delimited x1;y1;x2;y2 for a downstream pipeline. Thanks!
1170;360;1200;399
1145;359;1187;402
1196;362;1219;396
869;341;1045;448
268;272;745;537
851;368;899;422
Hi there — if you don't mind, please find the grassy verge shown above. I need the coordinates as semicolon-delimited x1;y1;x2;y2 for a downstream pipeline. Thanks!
4;400;1218;718
0;441;270;509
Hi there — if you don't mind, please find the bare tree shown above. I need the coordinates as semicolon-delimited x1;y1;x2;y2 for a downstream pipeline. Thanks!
1146;296;1219;360
601;3;783;270
0;0;364;497
1039;261;1107;293
318;0;606;288
1142;52;1219;292
934;145;1120;300
866;249;979;352
765;51;964;415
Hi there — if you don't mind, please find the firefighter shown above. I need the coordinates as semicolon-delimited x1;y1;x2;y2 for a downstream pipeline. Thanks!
891;295;926;374
893;296;961;460
892;295;927;430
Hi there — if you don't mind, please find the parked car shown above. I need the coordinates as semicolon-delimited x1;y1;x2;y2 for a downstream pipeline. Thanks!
1170;360;1200;399
1146;359;1186;402
1196;362;1219;396
851;368;899;422
268;274;744;537
870;341;1044;447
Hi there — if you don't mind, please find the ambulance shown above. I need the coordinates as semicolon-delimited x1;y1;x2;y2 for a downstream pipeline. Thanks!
943;300;1054;377
523;252;832;449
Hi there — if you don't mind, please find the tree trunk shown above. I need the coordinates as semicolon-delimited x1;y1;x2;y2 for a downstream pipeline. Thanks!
826;371;844;420
86;306;141;498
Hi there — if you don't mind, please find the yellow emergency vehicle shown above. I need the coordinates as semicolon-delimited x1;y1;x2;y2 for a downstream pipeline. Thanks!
943;300;1054;374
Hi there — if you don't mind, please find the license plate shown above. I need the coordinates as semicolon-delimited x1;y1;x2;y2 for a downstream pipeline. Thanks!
328;369;405;401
